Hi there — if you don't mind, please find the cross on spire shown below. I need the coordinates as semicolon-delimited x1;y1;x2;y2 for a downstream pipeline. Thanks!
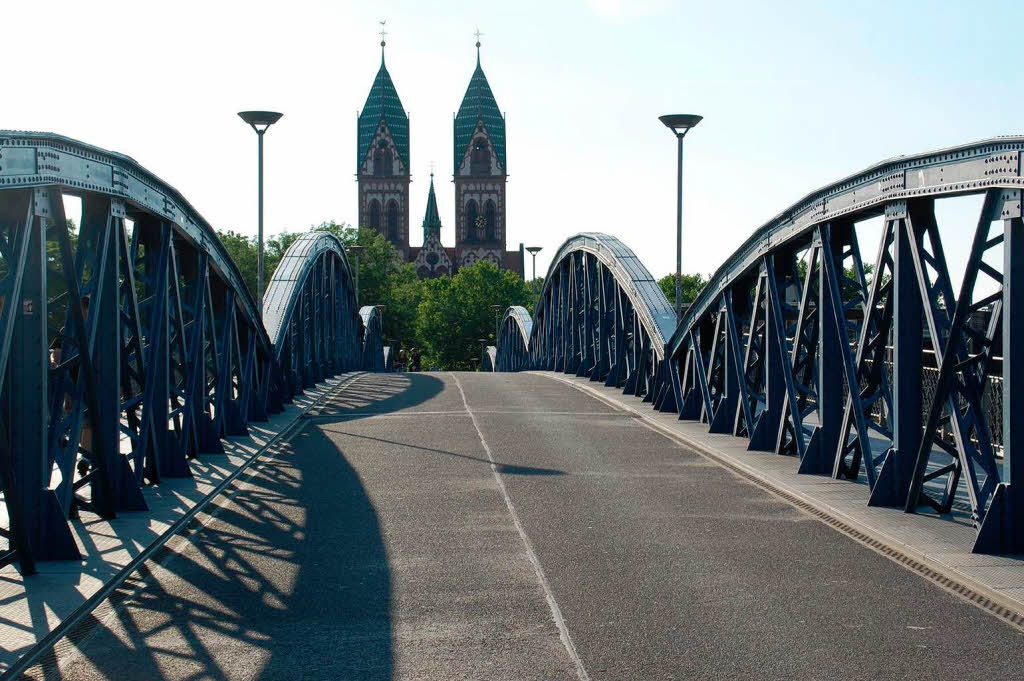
378;19;388;55
474;27;483;63
429;160;436;178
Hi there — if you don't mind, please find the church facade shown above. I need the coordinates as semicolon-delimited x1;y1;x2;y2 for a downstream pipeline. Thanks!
356;40;524;279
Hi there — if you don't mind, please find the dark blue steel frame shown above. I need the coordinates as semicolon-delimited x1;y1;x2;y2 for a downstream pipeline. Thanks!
494;306;532;371
498;233;677;408
0;132;374;574
665;137;1024;554
263;232;363;408
359;306;385;372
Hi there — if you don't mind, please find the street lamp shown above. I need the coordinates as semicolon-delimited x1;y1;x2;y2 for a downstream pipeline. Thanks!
238;110;283;312
659;114;702;321
478;338;489;371
347;245;365;302
526;246;542;308
491;304;503;344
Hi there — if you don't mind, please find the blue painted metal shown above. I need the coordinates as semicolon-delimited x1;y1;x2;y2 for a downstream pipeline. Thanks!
359;305;386;372
481;345;497;371
494;306;531;371
663;137;1024;554
0;132;373;573
263;231;364;401
494;233;676;409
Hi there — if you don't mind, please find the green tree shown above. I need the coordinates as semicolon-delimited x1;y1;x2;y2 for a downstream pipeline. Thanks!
657;272;708;308
415;260;532;370
216;230;260;299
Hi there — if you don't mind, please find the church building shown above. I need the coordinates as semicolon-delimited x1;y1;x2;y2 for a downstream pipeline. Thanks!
356;37;525;279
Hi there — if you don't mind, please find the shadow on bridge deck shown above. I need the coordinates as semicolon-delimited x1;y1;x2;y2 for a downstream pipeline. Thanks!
310;373;566;478
20;375;458;680
24;425;393;680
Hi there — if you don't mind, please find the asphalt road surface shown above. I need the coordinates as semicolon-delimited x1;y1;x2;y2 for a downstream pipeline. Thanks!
26;372;1024;680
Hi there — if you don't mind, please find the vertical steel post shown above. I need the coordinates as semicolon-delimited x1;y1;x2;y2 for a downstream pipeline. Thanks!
11;194;79;560
805;225;843;475
872;211;921;505
256;130;265;310
675;132;684;320
976;210;1024;552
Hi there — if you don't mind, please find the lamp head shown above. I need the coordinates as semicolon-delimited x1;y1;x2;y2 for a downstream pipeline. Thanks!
526;246;543;255
659;114;702;135
238;111;284;133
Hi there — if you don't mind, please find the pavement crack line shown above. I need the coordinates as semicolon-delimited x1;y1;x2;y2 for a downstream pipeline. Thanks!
450;373;591;681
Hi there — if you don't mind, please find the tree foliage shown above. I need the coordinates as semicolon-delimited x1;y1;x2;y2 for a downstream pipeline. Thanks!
657;272;708;308
416;261;533;370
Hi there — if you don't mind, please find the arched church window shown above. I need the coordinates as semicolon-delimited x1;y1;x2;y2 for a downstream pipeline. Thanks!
373;140;391;177
386;200;399;242
368;200;381;230
485;200;497;241
465;200;478;243
471;138;490;175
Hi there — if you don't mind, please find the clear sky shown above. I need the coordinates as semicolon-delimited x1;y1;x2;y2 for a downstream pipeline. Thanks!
4;0;1021;281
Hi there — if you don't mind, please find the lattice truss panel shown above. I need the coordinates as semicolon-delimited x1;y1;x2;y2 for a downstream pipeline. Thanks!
667;138;1024;554
0;132;369;573
499;233;678;406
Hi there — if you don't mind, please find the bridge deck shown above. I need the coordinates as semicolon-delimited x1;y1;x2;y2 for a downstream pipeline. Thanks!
21;372;1024;680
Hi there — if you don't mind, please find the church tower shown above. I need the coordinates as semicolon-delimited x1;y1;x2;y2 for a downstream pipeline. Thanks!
453;38;508;269
357;38;411;258
413;172;453;278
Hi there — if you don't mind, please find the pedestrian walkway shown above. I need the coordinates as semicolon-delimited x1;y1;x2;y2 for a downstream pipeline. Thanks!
0;375;350;676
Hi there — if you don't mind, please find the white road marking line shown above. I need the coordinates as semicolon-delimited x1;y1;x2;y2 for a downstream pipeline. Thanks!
451;373;591;681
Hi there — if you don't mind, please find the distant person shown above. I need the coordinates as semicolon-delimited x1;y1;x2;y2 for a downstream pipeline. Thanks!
397;348;408;372
410;348;422;372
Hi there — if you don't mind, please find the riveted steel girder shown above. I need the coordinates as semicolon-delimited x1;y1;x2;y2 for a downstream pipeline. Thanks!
667;137;1024;554
0;132;371;573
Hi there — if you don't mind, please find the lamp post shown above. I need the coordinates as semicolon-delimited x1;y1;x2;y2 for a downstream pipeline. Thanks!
659;114;702;321
478;338;489;371
526;246;542;308
238;111;283;312
347;245;365;302
491;304;502;344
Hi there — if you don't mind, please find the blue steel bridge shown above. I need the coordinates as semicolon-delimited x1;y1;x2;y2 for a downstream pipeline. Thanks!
1;131;1024;680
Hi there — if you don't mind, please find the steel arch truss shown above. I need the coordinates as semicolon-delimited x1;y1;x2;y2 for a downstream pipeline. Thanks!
666;137;1024;553
359;306;385;372
523;233;677;406
263;232;362;406
0;132;366;573
495;306;532;371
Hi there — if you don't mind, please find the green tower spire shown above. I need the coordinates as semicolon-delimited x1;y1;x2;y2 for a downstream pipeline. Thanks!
357;38;410;172
454;38;505;173
421;171;442;241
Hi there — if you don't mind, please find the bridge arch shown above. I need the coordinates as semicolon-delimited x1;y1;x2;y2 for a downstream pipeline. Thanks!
359;305;385;372
263;231;362;405
665;136;1024;552
521;233;676;404
0;131;378;572
494;305;532;371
